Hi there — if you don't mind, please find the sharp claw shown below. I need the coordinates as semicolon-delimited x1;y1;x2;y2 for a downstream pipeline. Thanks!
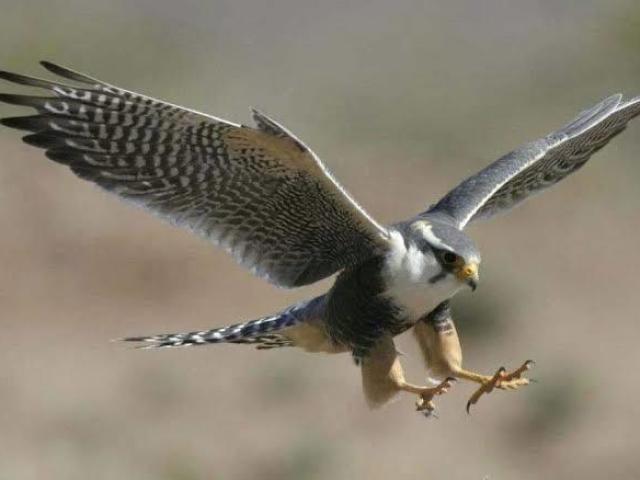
465;360;535;412
466;398;475;414
503;360;536;382
424;410;439;419
414;377;456;415
466;384;488;414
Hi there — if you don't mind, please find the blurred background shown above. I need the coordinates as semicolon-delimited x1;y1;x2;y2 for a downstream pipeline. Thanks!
1;1;640;479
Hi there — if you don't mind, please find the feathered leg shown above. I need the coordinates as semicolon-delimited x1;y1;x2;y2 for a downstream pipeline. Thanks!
414;301;533;413
361;335;455;415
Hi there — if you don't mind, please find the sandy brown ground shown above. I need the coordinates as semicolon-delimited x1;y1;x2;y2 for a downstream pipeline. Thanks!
1;2;640;479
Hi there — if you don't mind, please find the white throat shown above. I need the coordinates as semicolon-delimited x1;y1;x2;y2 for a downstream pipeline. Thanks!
381;230;463;320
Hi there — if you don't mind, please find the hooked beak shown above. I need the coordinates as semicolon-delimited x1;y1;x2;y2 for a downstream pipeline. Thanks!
456;262;479;291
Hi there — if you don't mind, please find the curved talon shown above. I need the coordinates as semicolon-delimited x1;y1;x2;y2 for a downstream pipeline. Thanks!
465;361;534;414
414;377;456;414
502;359;534;382
466;399;473;414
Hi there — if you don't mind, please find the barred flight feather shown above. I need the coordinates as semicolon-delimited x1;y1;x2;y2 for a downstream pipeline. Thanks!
0;62;390;287
428;94;640;228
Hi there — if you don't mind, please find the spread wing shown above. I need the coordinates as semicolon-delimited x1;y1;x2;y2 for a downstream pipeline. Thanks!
0;62;390;287
426;94;640;229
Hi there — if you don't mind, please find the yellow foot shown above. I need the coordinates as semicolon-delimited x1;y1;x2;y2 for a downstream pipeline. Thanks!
466;360;534;413
415;377;456;417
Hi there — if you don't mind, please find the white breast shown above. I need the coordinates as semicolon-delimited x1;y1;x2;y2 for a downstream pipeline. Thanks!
381;230;462;320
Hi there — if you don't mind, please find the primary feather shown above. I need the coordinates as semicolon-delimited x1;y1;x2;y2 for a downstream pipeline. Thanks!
428;94;640;228
0;62;390;287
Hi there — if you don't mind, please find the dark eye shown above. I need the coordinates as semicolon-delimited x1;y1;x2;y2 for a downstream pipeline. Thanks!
442;251;458;264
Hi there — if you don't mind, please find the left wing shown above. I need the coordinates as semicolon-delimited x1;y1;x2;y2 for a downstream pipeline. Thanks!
426;94;640;229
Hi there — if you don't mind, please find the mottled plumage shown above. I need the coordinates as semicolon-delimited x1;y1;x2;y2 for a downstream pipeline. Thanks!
1;62;638;414
0;63;388;288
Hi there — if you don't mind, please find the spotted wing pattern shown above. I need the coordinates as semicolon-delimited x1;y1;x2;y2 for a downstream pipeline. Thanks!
0;62;390;287
427;94;640;228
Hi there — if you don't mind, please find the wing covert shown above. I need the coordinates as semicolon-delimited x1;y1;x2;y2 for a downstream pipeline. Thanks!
0;62;390;287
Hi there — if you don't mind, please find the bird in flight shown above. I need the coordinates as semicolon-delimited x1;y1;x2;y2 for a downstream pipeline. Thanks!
1;62;638;415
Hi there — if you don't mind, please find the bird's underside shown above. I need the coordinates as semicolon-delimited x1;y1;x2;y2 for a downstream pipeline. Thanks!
1;62;639;416
124;295;533;414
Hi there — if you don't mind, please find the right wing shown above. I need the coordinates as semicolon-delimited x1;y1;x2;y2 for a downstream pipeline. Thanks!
0;62;390;287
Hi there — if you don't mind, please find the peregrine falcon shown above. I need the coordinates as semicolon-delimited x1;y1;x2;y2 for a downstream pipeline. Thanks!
1;62;639;415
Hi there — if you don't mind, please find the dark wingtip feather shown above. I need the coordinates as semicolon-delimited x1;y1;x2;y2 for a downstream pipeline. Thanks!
0;115;48;131
44;148;101;167
22;132;63;149
0;93;41;107
120;336;150;342
40;61;99;85
0;94;58;111
44;148;76;165
0;70;59;89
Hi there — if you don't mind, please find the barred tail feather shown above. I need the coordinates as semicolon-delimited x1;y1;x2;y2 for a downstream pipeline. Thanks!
122;309;302;350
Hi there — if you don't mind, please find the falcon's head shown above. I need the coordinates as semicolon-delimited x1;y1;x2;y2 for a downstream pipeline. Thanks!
386;218;481;293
